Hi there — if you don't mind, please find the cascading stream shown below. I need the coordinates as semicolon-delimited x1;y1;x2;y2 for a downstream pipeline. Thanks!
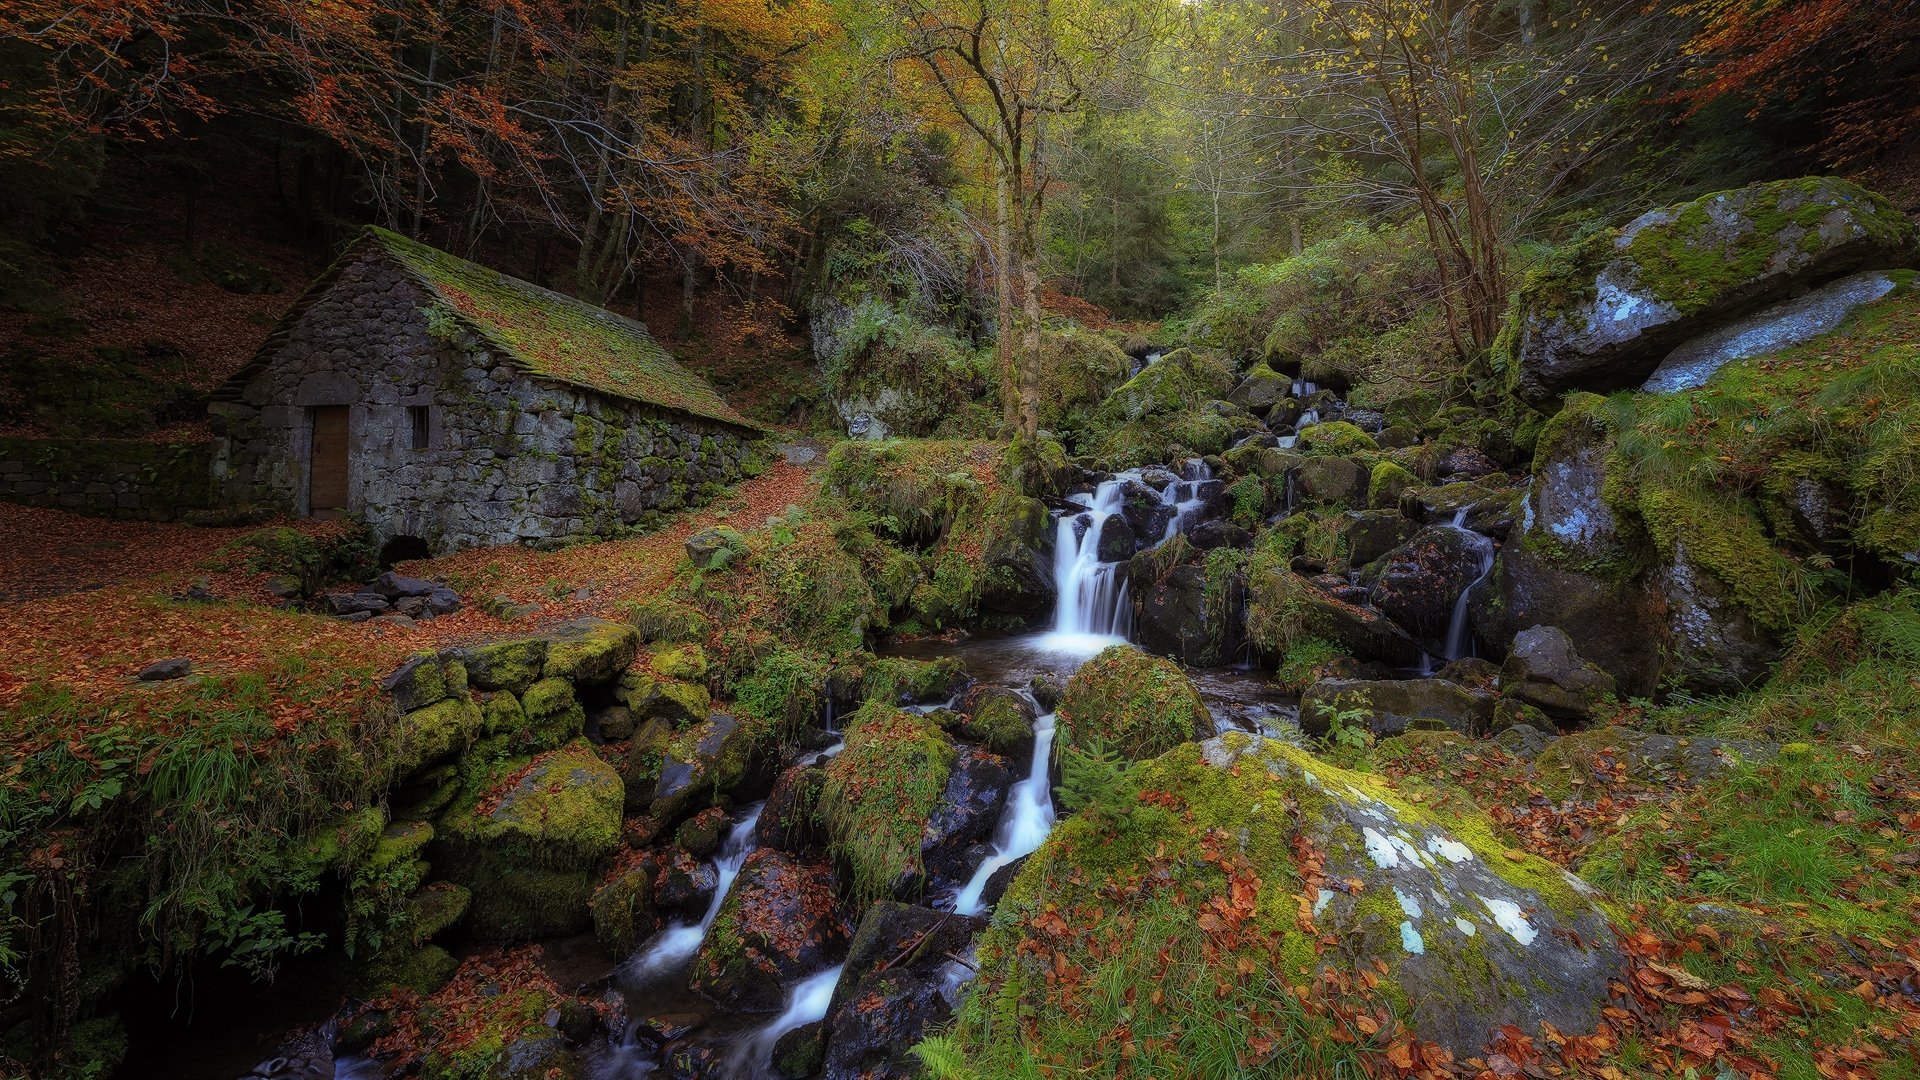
621;803;765;981
733;964;846;1078
1438;508;1496;663
951;712;1058;916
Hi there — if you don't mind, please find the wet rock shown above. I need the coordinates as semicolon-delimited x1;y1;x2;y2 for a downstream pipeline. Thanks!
1293;456;1369;506
590;863;656;960
137;656;192;681
1363;526;1490;638
1094;513;1139;561
977;494;1057;617
980;854;1028;910
1435;656;1500;692
1340;509;1417;569
321;591;389;617
760;763;827;855
1300;678;1493;738
236;1021;337;1080
649;713;760;824
1501;625;1618;723
771;1020;827;1078
1133;558;1246;669
692;850;848;1012
1188;518;1252;550
1657;543;1781;694
1505;177;1917;404
655;852;718;913
922;746;1015;886
822;903;986;1080
675;806;730;857
1438;446;1501;480
1228;368;1292;416
1117;479;1174;540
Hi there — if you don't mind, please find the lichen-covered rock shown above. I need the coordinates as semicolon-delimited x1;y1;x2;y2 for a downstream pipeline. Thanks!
936;735;1624;1074
1300;677;1493;738
1503;176;1917;405
1500;625;1618;723
821;902;984;1080
1056;644;1212;760
541;617;640;684
691;850;847;1012
435;740;624;939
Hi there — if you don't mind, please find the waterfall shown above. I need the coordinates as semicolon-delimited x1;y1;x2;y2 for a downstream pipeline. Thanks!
1158;459;1214;543
621;804;765;980
1047;481;1133;644
735;964;845;1078
1439;509;1495;663
951;713;1058;916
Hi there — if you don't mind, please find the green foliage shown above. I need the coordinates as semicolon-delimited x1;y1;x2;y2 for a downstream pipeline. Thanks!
0;343;206;438
732;646;829;739
824;300;996;438
822;439;989;543
219;524;376;598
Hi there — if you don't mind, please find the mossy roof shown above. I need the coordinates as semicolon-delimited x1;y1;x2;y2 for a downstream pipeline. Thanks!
229;226;762;431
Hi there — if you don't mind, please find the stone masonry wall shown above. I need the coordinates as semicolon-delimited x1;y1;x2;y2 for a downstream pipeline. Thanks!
0;438;215;520
211;254;755;553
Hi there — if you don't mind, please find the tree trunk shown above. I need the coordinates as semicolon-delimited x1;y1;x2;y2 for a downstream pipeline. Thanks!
994;169;1020;432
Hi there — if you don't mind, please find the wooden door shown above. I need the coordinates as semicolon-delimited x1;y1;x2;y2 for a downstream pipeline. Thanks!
309;406;350;517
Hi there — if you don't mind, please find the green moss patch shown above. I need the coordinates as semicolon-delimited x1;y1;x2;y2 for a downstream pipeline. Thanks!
818;704;955;908
1055;644;1211;761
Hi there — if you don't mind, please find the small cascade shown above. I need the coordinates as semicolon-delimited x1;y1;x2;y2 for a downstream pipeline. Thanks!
1047;481;1133;646
735;965;845;1077
1290;379;1318;398
952;713;1058;916
622;804;765;980
1295;408;1321;430
1275;434;1298;449
1438;508;1496;662
1157;459;1215;543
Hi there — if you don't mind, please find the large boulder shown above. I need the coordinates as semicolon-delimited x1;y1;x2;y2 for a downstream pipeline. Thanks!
1127;551;1244;668
541;618;641;684
1363;526;1492;638
939;735;1624;1074
648;713;762;824
1227;367;1291;416
822;903;985;1080
976;494;1057;617
1299;677;1494;738
1503;176;1917;405
1501;625;1618;723
921;745;1015;887
1056;645;1212;760
951;684;1038;760
434;740;624;939
691;850;847;1012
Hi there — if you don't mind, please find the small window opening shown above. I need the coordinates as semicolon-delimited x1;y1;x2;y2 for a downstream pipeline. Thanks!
408;405;430;450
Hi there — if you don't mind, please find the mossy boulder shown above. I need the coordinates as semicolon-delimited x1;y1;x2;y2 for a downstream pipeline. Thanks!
616;669;710;725
625;598;713;644
541;618;640;684
1127;543;1246;668
354;943;459;996
648;642;709;681
1298;420;1378;455
383;651;468;712
1227;367;1291;416
1292;456;1369;506
822;902;986;1079
974;492;1058;618
459;638;548;694
1502;176;1918;405
1056;645;1211;760
519;677;587;747
934;735;1623;1075
953;684;1038;759
435;741;625;939
393;694;487;780
690;849;847;1012
1500;625;1617;723
589;863;657;960
1369;460;1418;510
1361;525;1491;637
819;705;956;905
1339;509;1417;570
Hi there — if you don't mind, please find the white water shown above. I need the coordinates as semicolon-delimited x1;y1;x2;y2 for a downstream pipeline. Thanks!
952;713;1058;916
621;804;765;980
1439;508;1496;662
734;964;845;1077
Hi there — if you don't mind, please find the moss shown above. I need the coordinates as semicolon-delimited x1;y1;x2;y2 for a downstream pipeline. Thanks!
1635;480;1794;630
624;599;712;643
730;646;828;736
818;704;955;907
519;677;587;748
648;642;709;681
479;690;527;736
1056;645;1211;761
822;439;993;542
392;694;486;778
459;638;547;694
1297;420;1378;455
1222;474;1269;528
1005;433;1073;499
1368;460;1418;509
617;668;710;725
856;655;964;706
589;865;655;960
283;805;388;889
363;225;761;430
402;881;472;944
952;690;1035;754
541;618;640;683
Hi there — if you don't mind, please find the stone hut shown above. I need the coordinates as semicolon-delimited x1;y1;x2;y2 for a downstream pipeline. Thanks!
210;226;763;557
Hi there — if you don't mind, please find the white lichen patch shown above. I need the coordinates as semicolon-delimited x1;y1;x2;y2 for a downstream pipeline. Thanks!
1313;889;1335;918
1454;917;1477;937
1394;887;1423;919
1478;895;1538;946
1399;921;1426;955
1363;827;1400;869
1426;835;1473;863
